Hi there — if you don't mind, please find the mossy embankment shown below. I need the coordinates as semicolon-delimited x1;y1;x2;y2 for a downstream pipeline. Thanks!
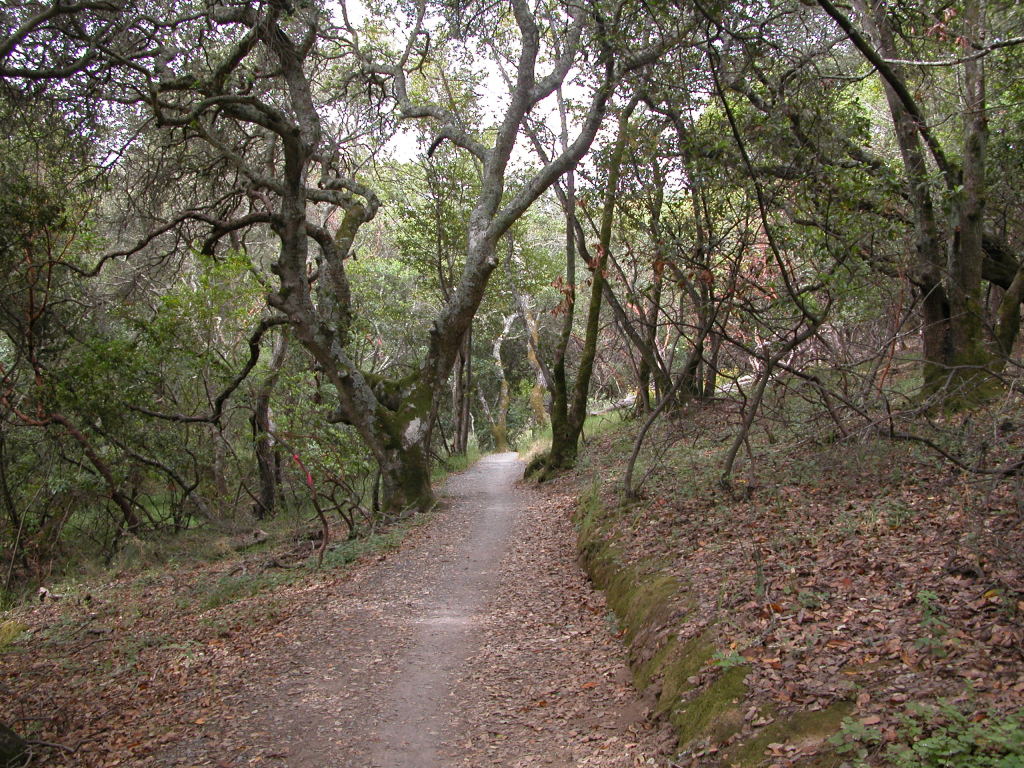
574;486;851;766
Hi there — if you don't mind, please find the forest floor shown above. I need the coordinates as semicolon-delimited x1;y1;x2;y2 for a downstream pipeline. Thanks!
566;396;1024;766
3;393;1024;768
0;452;667;767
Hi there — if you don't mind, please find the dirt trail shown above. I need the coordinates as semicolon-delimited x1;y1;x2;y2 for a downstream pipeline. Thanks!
162;453;663;767
367;452;523;768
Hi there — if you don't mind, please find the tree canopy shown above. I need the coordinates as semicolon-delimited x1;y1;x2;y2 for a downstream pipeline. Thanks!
1;0;1022;585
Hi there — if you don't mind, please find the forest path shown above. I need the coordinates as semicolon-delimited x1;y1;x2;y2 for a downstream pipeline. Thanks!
163;453;663;767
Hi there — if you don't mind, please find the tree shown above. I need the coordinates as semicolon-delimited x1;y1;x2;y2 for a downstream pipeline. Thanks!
76;0;666;516
538;97;639;473
0;95;148;557
815;0;1024;399
384;145;480;455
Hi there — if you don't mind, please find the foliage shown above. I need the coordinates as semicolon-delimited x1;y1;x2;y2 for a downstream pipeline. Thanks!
831;704;1024;768
711;649;747;670
828;715;884;763
0;0;1022;636
888;704;1024;768
0;2;1022;765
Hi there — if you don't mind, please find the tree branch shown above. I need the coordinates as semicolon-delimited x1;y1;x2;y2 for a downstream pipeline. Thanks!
130;316;289;423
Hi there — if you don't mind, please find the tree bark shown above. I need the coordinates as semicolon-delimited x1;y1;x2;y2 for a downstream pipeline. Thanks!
459;326;473;452
822;0;1010;400
377;439;432;519
487;315;515;452
251;330;288;519
945;0;989;373
542;98;637;473
0;432;21;536
451;342;468;455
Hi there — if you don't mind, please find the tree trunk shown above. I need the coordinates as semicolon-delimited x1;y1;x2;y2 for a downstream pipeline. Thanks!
460;325;473;451
546;346;575;470
491;393;510;452
378;437;433;519
490;315;515;452
451;343;468;455
542;99;637;474
639;160;667;411
855;0;952;390
994;264;1024;356
945;0;989;377
541;93;580;476
827;0;1005;401
0;432;21;537
704;330;722;398
251;331;288;519
637;265;663;411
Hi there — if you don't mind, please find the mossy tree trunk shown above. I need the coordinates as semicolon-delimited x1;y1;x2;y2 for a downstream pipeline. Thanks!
450;331;473;456
378;435;433;518
540;100;638;476
479;315;515;453
250;331;288;519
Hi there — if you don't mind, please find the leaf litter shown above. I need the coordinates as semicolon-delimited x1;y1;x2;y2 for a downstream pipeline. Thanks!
565;398;1024;765
0;453;665;767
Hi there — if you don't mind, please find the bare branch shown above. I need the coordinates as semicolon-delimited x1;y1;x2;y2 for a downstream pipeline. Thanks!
882;35;1024;67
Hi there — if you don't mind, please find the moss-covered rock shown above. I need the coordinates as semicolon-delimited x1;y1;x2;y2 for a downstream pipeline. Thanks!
671;664;749;747
634;633;678;690
576;500;686;645
654;633;715;717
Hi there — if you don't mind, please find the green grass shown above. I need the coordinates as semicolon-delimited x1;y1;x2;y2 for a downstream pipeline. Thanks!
0;619;27;650
320;528;407;568
432;441;482;483
519;423;553;465
582;409;629;439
